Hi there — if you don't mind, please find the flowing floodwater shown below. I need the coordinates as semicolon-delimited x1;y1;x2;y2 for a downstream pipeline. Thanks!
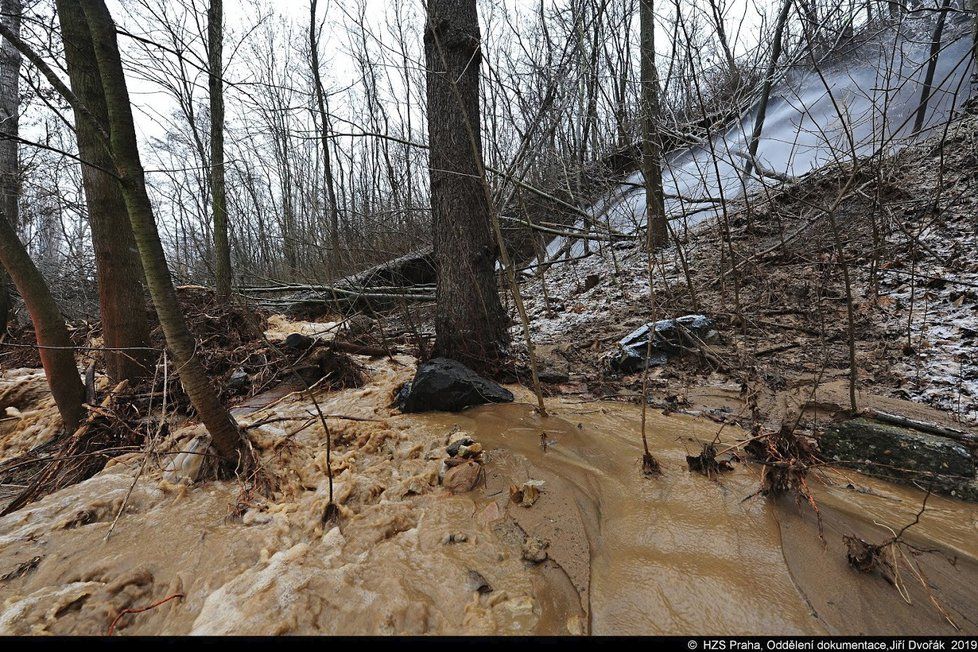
0;362;976;634
547;13;976;258
429;395;978;634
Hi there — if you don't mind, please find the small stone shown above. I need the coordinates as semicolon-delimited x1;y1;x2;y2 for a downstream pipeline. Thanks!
509;480;543;507
521;536;549;563
447;435;475;457
228;369;250;392
443;460;481;494
442;532;468;545
466;570;493;594
283;332;317;350
457;442;483;459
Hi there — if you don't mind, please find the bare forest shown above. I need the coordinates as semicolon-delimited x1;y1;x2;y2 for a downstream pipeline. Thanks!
1;0;978;637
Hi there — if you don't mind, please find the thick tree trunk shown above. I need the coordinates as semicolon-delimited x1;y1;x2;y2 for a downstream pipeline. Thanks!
0;0;19;335
0;219;85;432
640;0;668;249
56;0;150;385
424;0;508;372
208;0;232;299
79;0;243;462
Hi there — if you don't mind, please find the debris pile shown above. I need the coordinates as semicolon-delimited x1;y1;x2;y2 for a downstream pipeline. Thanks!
440;429;485;494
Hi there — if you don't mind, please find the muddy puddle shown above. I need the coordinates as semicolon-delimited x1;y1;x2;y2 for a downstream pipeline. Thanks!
1;361;976;635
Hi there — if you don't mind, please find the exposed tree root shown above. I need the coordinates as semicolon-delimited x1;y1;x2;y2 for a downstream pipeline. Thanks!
843;489;960;631
743;425;824;538
686;442;734;479
642;451;662;477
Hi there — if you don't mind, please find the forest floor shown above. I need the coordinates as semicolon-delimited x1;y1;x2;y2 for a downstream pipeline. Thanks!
514;110;978;439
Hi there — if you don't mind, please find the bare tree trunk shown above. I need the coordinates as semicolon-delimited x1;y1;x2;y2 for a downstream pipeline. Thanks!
208;0;231;299
0;0;83;431
707;0;739;82
744;0;792;179
912;0;952;134
309;0;341;274
424;0;508;372
640;0;668;249
0;221;85;432
79;0;243;462
56;0;150;385
973;0;978;92
0;0;18;335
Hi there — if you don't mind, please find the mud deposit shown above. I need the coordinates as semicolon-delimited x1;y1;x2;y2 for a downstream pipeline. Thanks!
0;363;976;635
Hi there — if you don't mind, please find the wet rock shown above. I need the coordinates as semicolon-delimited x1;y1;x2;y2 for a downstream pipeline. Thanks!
439;456;474;481
228;369;250;393
509;480;544;507
162;433;211;484
446;434;475;457
521;536;549;563
821;418;978;501
466;570;493;594
283;332;317;351
443;460;482;494
537;366;570;384
397;358;514;413
457;442;484;460
610;314;716;373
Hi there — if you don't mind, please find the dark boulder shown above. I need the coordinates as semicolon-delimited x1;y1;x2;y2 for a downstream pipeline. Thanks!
397;358;514;413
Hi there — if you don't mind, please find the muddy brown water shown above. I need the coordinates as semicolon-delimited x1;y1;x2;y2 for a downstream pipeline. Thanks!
421;394;978;635
1;362;977;635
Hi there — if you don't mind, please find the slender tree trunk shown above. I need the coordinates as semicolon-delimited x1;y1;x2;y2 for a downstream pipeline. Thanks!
0;0;83;432
912;0;952;134
56;0;150;385
0;221;85;431
744;0;792;178
424;0;508;372
79;0;243;462
0;0;18;335
707;0;739;83
640;0;668;249
973;0;978;93
309;0;341;274
208;0;231;299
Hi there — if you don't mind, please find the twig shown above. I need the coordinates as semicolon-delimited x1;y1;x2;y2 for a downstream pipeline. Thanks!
107;593;184;636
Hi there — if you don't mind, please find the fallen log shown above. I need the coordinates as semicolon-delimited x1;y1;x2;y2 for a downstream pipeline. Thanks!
243;249;437;317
